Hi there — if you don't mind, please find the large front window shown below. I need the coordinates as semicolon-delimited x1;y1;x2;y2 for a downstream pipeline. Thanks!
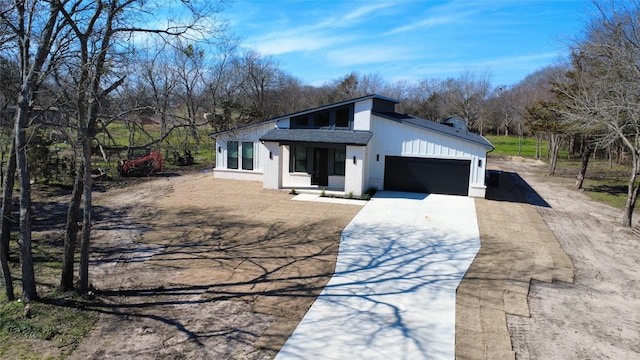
227;141;238;169
294;146;308;172
242;142;253;170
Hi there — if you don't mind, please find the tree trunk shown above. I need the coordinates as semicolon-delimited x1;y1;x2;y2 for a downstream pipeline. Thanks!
0;138;17;301
548;133;563;176
60;165;83;291
78;138;93;295
517;133;522;156
622;155;640;227
574;139;593;190
15;103;37;301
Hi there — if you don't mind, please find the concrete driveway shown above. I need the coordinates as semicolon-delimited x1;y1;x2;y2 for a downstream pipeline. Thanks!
275;192;481;359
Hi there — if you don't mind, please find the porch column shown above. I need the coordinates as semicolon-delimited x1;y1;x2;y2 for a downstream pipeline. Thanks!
263;141;282;190
345;145;366;196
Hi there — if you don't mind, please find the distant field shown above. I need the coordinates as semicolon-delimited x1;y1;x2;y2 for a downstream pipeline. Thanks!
484;135;548;158
484;135;638;211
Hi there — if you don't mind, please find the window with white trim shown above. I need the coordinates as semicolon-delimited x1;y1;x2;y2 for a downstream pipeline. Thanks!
242;142;254;170
227;141;238;169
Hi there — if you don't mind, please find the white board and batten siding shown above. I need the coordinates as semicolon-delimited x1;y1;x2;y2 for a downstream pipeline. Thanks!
213;122;275;182
367;115;489;197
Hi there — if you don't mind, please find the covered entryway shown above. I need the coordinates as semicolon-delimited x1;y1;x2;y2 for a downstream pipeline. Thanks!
384;156;471;196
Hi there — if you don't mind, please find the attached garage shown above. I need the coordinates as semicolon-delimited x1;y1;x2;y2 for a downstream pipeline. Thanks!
383;156;471;196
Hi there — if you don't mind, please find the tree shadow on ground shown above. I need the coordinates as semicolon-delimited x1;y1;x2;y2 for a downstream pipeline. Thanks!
44;200;354;357
46;189;477;359
274;211;479;359
485;170;551;207
585;184;627;196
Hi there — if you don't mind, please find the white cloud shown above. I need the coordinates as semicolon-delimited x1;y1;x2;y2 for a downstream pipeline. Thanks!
481;52;561;67
238;2;393;57
384;15;457;36
343;3;394;22
325;45;416;68
248;33;345;56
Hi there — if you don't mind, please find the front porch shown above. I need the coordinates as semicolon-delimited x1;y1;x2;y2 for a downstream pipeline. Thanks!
262;140;368;196
282;144;346;190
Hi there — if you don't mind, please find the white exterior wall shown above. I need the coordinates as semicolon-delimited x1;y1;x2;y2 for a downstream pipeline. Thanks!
353;99;373;131
367;115;489;197
213;122;273;181
328;176;345;190
263;141;281;189
345;145;367;196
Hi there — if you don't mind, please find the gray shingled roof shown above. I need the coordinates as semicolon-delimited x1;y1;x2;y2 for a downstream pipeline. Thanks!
259;129;372;146
372;111;495;150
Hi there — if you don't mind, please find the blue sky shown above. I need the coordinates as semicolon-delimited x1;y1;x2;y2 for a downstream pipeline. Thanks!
223;0;590;87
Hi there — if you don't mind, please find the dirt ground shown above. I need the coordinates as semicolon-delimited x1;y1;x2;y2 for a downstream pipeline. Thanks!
53;157;640;359
66;173;361;359
492;159;640;359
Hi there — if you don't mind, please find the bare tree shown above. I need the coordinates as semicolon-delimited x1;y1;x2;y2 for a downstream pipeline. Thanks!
440;70;492;134
233;50;283;122
0;138;16;301
0;0;67;301
574;136;594;190
0;56;20;301
57;0;229;294
403;78;447;120
555;0;640;226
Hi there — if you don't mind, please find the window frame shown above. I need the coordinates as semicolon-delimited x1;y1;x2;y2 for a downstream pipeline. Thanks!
241;141;254;170
227;141;238;169
291;146;309;173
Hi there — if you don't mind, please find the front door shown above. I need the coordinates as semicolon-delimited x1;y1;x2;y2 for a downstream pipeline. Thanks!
312;148;328;186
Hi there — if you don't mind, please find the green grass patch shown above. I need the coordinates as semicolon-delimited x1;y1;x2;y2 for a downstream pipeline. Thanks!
0;296;98;359
485;135;544;158
0;229;98;359
485;135;548;158
485;135;572;160
583;181;629;209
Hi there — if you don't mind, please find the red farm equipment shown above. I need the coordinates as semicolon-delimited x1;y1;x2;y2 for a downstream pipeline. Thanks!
118;148;164;177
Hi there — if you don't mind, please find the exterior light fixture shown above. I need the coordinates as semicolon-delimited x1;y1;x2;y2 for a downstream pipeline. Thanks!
353;156;356;164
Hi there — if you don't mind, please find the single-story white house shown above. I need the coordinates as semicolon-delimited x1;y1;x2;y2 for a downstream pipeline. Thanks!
209;94;494;198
